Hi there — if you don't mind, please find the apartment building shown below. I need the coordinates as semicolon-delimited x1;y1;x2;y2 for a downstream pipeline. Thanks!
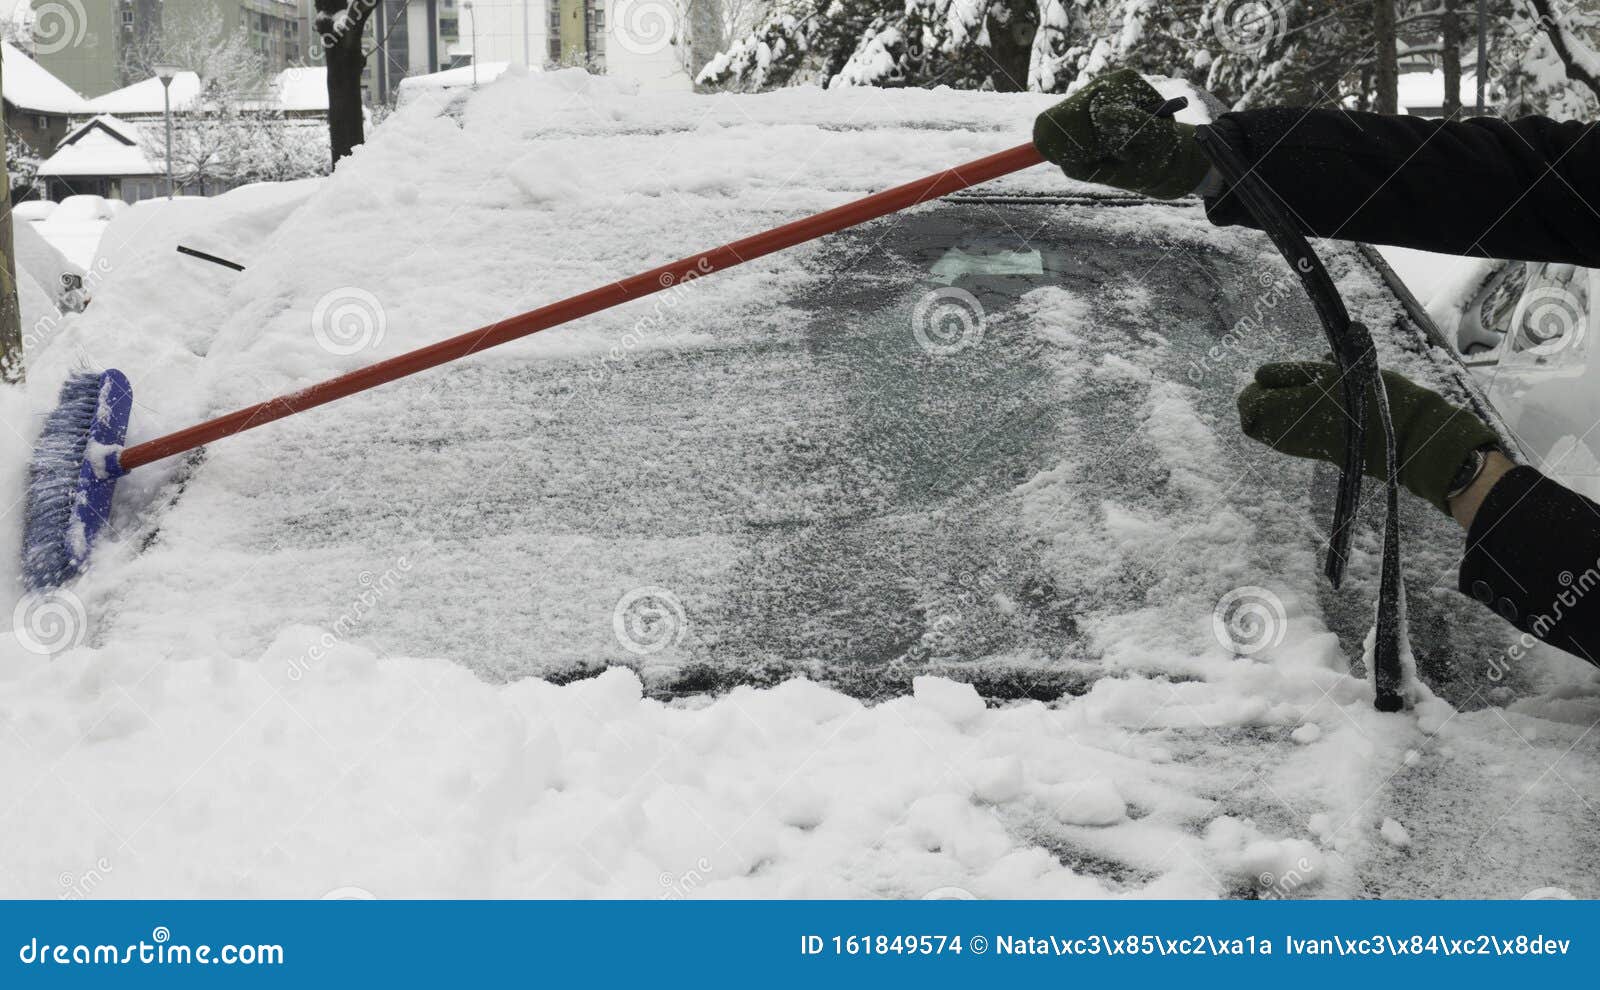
32;0;310;98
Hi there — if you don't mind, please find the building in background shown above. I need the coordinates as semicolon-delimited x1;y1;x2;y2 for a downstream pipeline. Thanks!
2;39;89;157
366;0;465;106
31;0;310;98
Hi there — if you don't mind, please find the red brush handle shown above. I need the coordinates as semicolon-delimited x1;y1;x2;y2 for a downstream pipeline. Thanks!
118;142;1047;472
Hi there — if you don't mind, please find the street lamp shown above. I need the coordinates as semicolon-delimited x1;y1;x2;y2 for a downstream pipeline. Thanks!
153;63;182;199
462;1;478;87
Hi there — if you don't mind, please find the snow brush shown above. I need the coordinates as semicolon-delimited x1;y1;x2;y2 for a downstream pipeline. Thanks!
20;96;1188;592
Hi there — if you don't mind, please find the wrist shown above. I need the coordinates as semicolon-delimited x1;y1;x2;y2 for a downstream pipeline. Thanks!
1449;450;1514;530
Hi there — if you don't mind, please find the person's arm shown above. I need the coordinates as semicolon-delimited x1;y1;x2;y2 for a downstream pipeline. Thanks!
1203;109;1600;266
1453;461;1600;667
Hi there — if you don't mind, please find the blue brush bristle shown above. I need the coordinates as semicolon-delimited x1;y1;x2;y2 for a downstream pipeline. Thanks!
22;370;132;591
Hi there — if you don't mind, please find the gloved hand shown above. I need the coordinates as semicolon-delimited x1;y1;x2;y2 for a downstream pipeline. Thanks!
1032;68;1211;199
1237;361;1501;515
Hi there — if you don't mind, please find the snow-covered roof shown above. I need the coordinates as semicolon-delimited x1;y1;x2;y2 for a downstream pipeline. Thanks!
36;114;157;179
84;67;327;115
1;40;90;114
85;72;204;116
396;61;514;98
265;66;328;112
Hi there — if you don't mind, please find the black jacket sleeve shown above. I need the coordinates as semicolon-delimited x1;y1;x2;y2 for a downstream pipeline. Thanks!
1203;108;1600;266
1460;466;1600;668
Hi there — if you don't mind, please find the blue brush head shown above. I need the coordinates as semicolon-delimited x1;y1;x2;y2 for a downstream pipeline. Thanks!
22;370;132;591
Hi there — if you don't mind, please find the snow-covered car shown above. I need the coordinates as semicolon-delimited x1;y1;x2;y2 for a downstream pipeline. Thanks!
1428;257;1600;500
5;72;1595;900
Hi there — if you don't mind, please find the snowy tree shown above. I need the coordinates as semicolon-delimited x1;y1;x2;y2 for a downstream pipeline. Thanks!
6;131;41;201
0;4;32;51
237;116;334;184
120;3;268;94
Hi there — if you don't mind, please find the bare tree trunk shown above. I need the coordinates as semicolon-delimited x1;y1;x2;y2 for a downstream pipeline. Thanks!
986;1;1039;93
1;56;23;385
1442;0;1463;117
1373;0;1399;113
317;1;376;164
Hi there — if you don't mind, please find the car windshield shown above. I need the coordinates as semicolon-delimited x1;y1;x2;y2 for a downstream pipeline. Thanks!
96;199;1518;706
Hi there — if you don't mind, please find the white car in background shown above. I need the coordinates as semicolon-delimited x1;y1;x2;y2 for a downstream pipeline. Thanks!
1427;257;1600;498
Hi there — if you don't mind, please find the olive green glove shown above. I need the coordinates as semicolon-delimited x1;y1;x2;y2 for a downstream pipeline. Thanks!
1032;68;1211;199
1237;361;1501;515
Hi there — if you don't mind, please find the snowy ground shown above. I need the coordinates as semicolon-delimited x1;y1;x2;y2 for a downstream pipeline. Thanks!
2;71;1597;899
